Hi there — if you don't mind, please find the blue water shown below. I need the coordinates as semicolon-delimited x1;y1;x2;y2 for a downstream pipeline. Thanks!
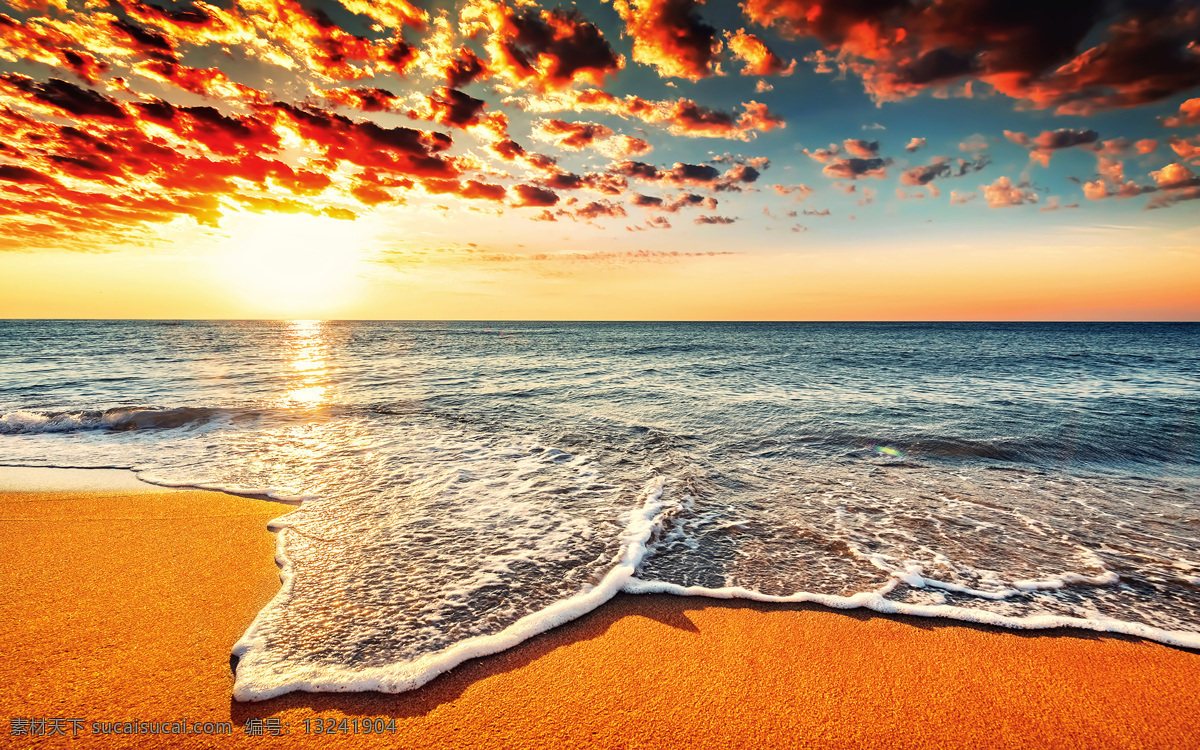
2;321;1198;697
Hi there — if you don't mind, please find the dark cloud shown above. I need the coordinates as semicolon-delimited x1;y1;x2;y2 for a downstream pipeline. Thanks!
425;88;487;128
323;87;402;112
741;0;1200;115
2;75;126;120
0;164;60;186
571;200;627;220
1005;128;1100;166
612;0;721;80
444;47;487;89
511;183;560;207
609;161;662;180
822;157;890;180
901;155;989;185
467;5;623;90
109;17;178;63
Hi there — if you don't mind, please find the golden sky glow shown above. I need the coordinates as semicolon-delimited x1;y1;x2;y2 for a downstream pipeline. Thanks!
1;0;1199;320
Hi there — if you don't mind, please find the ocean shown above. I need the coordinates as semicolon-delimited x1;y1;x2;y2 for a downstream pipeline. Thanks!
1;320;1197;699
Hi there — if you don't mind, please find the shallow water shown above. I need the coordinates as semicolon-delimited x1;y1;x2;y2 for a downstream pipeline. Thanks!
2;320;1197;698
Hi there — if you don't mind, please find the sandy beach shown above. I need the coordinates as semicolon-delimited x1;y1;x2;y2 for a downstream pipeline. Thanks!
2;474;1199;749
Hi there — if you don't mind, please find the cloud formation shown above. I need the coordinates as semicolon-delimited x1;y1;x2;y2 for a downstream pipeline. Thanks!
740;0;1200;114
1004;129;1100;166
611;0;722;80
983;176;1039;208
726;29;795;77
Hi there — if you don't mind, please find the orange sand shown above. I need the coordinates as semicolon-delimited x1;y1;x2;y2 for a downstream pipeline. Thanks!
2;488;1199;749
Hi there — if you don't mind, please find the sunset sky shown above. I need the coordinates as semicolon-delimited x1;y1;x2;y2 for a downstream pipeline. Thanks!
1;0;1198;320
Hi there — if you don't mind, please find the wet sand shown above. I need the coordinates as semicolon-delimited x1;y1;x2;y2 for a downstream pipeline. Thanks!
2;484;1198;749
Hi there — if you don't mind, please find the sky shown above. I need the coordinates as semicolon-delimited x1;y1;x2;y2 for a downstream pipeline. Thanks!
0;0;1199;320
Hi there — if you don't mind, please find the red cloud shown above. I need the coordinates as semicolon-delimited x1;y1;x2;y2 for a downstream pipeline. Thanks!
1168;136;1200;163
1004;128;1100;166
741;0;1200;115
322;87;403;112
570;200;626;220
0;164;60;186
532;119;615;150
419;88;488;128
1160;98;1200;127
0;13;109;84
511;184;560;207
512;89;784;140
443;47;487;88
727;29;795;76
612;0;722;80
462;2;623;90
536;171;626;195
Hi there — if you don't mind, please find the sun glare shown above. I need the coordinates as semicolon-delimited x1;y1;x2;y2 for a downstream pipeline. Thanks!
215;212;372;316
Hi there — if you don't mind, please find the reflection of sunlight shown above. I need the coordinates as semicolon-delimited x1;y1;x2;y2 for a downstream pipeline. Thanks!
281;320;329;406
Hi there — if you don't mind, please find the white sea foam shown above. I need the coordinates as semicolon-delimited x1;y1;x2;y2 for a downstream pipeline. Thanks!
230;476;670;701
620;577;1200;651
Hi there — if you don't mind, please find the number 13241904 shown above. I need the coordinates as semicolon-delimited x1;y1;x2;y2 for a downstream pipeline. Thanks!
302;718;398;734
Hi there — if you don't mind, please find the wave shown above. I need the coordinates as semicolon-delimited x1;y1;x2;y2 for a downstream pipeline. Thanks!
0;405;325;435
229;469;1200;700
231;476;672;700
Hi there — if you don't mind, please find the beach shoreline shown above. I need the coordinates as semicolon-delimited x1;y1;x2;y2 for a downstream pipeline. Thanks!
2;476;1199;748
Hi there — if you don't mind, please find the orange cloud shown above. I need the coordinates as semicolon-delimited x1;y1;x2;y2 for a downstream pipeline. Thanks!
531;119;614;150
772;184;812;200
843;139;879;158
596;134;653;158
983;176;1038;208
511;183;560;207
1160;98;1200;127
0;13;110;84
511;89;784;140
727;29;794;76
1004;128;1100;166
611;0;722;80
461;1;623;90
1168;136;1200;163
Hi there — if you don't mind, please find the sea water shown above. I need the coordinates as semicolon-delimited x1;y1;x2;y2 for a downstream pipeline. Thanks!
1;320;1197;699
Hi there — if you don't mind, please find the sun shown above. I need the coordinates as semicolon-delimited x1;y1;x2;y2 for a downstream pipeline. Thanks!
214;212;373;317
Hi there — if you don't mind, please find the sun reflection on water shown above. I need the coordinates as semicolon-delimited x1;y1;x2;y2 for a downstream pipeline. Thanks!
281;320;330;407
